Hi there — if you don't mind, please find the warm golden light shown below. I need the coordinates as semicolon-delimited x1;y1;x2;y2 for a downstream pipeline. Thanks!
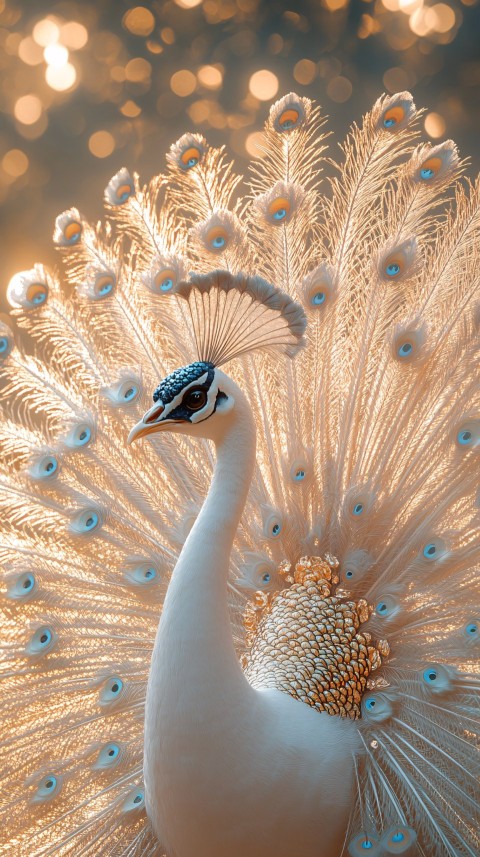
60;22;88;50
383;66;411;92
197;65;223;90
427;3;456;31
174;0;203;7
424;112;446;137
18;36;44;65
88;130;115;158
33;18;60;47
123;7;156;37
382;0;401;9
322;0;349;9
46;62;77;91
170;69;197;96
293;59;317;85
326;76;352;102
161;28;176;44
14;94;42;125
398;0;423;11
125;57;152;82
44;43;69;68
120;100;142;118
248;70;279;100
245;131;265;157
2;149;29;178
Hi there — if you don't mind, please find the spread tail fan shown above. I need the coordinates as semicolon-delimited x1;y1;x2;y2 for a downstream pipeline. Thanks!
0;90;479;857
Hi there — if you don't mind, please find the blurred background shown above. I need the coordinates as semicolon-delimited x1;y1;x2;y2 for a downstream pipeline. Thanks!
0;0;479;307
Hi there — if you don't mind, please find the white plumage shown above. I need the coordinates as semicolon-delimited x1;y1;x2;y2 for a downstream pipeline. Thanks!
0;91;479;857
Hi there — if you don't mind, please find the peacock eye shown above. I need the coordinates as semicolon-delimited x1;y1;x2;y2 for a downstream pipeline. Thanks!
183;387;208;411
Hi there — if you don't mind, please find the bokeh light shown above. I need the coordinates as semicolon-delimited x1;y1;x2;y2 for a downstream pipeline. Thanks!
88;130;115;158
0;0;478;307
249;70;279;100
14;94;42;124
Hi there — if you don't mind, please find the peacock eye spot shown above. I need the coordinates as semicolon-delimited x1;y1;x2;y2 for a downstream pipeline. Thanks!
161;278;173;291
294;469;305;481
273;208;287;221
133;794;142;804
0;336;8;352
262;572;271;582
311;291;326;306
423;543;436;558
361;841;373;850
183;387;208;411
124;387;137;401
423;668;437;682
384;118;395;128
386;262;400;277
353;502;364;515
421;167;434;179
391;832;405;842
457;429;472;445
85;513;98;530
346;570;353;579
180;146;201;169
466;622;477;635
398;342;413;357
377;602;387;613
278;108;300;130
79;430;88;441
272;523;281;536
145;567;155;579
40;631;51;644
365;698;376;710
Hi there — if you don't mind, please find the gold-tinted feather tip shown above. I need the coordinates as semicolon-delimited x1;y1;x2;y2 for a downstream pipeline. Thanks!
242;556;389;720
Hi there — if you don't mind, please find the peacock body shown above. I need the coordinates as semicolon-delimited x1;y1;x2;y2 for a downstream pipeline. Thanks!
0;91;479;857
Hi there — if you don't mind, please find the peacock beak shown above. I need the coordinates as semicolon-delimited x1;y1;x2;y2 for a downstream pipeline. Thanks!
127;402;182;444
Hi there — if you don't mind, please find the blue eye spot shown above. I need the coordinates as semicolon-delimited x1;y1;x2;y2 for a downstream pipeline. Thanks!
212;236;225;249
377;601;387;614
423;543;437;558
40;629;52;646
457;429;472;445
145;567;156;579
311;291;326;306
398;342;413;357
124;387;137;401
346;570;354;579
365;698;376;710
421;167;434;180
0;337;8;353
45;777;56;790
33;292;46;305
262;572;271;583
466;622;478;635
133;793;143;804
78;427;91;444
273;208;287;221
161;278;173;292
43;457;58;475
99;282;113;296
383;117;396;128
386;263;400;276
361;840;373;850
391;832;405;843
111;680;122;694
272;523;281;536
23;574;35;590
85;513;98;530
353;502;364;515
294;469;306;481
187;157;198;168
423;668;437;683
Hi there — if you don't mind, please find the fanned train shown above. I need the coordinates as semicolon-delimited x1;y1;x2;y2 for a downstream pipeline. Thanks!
0;91;479;857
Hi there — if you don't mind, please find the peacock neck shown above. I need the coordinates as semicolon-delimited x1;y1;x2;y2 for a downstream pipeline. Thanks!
149;380;257;704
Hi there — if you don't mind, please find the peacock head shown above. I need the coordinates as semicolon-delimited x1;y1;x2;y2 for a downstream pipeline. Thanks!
128;361;235;445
